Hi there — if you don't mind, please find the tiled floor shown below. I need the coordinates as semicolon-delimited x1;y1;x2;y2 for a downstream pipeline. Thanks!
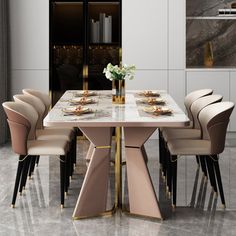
0;138;236;236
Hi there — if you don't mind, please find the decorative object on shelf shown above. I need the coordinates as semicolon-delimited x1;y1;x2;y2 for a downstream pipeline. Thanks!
232;3;236;8
204;41;214;67
103;63;136;104
90;13;112;43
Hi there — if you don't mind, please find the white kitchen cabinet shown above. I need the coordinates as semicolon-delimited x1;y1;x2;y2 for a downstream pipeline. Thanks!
186;70;230;100
126;70;168;91
168;70;186;110
169;0;185;70
122;0;168;70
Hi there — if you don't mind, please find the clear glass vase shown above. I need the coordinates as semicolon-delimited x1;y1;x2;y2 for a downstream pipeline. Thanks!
112;79;125;104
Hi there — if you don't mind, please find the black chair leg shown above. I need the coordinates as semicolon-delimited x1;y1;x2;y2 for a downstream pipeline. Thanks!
19;155;31;194
212;155;225;206
12;155;25;207
158;129;163;166
60;155;65;207
171;155;178;207
196;155;200;166
199;156;208;178
205;155;217;192
28;155;37;178
35;155;40;166
162;141;168;178
166;149;172;194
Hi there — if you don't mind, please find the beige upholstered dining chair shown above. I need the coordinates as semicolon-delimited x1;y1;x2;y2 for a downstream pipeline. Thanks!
159;89;213;166
22;89;77;168
2;101;70;208
166;101;234;207
162;94;223;192
13;94;75;180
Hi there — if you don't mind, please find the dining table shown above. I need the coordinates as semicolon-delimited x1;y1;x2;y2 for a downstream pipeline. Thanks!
43;90;190;220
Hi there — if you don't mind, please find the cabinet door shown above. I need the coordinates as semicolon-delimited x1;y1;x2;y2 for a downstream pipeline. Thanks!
186;71;230;100
169;0;185;69
126;70;168;90
122;0;168;70
230;72;236;131
169;70;186;110
9;0;49;69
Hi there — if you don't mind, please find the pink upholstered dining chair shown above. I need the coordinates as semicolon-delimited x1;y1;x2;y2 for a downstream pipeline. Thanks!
22;89;77;168
13;94;75;180
2;101;70;208
166;101;234;207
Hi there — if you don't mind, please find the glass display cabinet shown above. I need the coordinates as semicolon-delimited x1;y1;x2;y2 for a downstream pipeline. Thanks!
50;0;121;105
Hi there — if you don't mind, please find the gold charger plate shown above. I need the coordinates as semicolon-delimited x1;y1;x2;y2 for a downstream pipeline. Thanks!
138;98;165;105
62;106;93;115
143;106;172;116
138;91;160;97
70;97;95;105
74;91;97;97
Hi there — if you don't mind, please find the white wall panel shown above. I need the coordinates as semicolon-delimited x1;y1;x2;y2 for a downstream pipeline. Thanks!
169;0;185;69
10;70;49;97
122;0;168;69
126;70;168;91
186;71;230;100
168;70;185;110
9;0;49;70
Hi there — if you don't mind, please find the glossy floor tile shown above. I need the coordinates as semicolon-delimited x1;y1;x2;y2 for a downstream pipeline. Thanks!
0;138;236;236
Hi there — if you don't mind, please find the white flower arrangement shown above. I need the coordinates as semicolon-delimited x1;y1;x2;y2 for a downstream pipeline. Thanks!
103;63;136;81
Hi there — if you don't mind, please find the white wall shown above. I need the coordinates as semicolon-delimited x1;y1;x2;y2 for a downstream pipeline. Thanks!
9;0;49;97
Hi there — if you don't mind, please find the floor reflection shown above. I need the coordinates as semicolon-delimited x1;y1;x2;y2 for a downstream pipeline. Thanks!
0;139;236;235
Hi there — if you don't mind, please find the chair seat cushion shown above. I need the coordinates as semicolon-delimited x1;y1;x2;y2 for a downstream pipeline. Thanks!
167;139;211;155
162;128;201;141
27;140;69;155
36;129;73;141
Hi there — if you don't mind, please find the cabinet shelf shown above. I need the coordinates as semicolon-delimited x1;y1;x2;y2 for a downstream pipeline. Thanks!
187;16;236;20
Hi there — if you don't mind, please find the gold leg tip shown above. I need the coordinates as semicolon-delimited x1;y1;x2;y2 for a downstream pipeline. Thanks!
11;204;15;208
222;204;226;209
65;192;68;196
61;204;64;209
172;204;176;209
74;164;76;168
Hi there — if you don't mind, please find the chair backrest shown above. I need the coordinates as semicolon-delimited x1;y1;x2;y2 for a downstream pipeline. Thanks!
184;89;213;121
199;101;234;154
22;89;51;118
13;94;45;129
2;101;38;155
190;94;223;129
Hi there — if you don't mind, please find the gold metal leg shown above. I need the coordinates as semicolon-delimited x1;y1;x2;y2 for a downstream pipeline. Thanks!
115;127;122;209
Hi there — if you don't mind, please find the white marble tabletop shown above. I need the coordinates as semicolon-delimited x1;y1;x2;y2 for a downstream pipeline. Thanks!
43;90;190;128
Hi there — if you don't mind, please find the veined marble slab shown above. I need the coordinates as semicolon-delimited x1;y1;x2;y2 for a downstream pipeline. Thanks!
44;90;189;128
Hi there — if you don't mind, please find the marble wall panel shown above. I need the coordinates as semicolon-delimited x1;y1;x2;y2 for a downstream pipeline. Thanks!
186;19;236;67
